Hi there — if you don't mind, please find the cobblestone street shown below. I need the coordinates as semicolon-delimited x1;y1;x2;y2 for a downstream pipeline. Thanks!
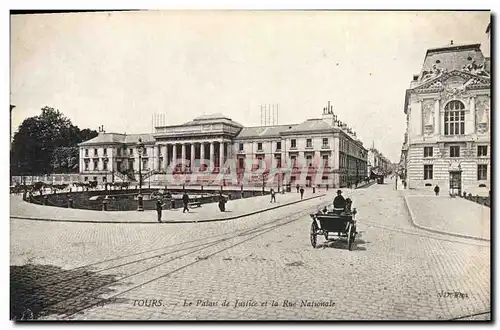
10;179;490;321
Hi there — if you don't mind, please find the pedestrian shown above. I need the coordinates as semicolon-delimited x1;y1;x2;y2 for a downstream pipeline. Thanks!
403;180;407;189
156;198;165;223
296;184;300;193
270;189;276;203
299;187;304;200
312;185;316;194
182;192;189;213
434;184;440;196
218;192;227;212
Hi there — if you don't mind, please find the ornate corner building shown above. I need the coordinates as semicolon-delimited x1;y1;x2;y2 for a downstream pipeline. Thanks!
402;42;490;195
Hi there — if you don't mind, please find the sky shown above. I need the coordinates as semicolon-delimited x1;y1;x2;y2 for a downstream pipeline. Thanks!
10;10;490;162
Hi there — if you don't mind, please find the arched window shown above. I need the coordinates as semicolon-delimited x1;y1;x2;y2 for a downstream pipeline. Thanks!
444;100;465;135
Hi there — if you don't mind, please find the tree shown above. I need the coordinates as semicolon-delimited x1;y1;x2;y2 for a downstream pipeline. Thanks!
51;147;79;173
10;106;98;176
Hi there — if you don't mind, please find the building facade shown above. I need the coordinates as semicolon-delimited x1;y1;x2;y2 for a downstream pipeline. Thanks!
79;107;368;188
367;147;391;177
402;43;490;195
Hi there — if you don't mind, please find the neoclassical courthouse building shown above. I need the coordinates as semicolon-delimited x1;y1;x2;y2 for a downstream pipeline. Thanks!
400;40;491;195
79;106;368;188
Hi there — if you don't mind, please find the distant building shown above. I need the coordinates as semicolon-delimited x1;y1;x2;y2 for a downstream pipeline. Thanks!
78;105;368;188
402;42;490;195
367;146;391;178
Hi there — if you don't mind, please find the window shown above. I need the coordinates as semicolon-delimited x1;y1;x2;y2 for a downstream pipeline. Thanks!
306;138;312;148
291;155;297;167
239;143;244;151
424;147;433;157
276;156;281;168
276;142;281;151
450;146;460;158
257;142;263;151
103;148;107;156
129;148;133;156
306;155;313;166
103;160;108;171
84;176;88;182
84;160;89;171
238;158;244;169
478;164;487;180
424;165;433;180
117;148;121;156
323;155;329;167
93;160;99;170
478;146;488;157
94;148;98;156
291;139;296;148
102;176;107;183
444;100;465;135
85;149;89;157
322;138;328;147
142;159;148;170
93;176;97;181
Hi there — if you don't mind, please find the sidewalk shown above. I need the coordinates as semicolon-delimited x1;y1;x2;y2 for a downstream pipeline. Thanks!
404;194;491;241
10;190;333;224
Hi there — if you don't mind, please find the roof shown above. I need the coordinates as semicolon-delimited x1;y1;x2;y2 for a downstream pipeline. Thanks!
284;118;334;134
79;133;155;146
235;125;297;139
420;43;486;79
182;113;244;128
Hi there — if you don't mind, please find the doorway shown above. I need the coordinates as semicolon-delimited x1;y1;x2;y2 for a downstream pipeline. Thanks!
449;171;462;196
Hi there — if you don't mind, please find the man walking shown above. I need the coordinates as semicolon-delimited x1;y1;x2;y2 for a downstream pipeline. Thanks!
299;187;304;200
434;184;440;196
156;198;165;223
182;192;189;213
270;189;276;203
296;184;300;193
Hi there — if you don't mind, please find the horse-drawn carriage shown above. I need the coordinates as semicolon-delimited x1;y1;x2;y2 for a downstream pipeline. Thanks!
309;205;358;250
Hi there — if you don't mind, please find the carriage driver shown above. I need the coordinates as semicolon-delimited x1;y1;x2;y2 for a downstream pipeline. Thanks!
333;190;347;211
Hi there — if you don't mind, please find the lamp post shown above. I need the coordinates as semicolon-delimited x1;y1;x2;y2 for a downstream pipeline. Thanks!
137;138;145;211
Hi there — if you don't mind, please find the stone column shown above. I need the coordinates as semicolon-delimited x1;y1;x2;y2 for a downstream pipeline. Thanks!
219;142;225;170
172;144;177;167
154;145;160;171
181;143;186;171
162;145;168;170
200;143;205;169
434;98;440;135
467;96;476;134
416;99;423;136
209;142;215;170
190;143;195;170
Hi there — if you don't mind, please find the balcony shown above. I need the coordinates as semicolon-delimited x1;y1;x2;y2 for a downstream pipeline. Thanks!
275;148;282;153
256;149;264;153
289;146;297;150
321;144;330;149
305;145;314;150
237;149;245;154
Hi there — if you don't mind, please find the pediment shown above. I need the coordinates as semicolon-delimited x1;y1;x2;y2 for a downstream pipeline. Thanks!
412;70;490;93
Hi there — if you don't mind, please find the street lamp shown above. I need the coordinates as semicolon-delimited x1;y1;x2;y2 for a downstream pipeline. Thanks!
137;138;146;211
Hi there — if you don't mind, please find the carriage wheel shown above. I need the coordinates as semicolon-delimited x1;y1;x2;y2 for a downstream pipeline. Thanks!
347;224;354;251
310;221;318;248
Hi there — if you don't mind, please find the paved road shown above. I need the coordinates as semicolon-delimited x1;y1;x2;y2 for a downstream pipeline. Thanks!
10;180;490;321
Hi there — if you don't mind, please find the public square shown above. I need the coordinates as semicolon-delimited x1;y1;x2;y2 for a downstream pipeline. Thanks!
10;178;490;320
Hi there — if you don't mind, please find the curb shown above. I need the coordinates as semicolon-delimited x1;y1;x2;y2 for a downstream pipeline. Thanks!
11;194;327;225
403;195;490;242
